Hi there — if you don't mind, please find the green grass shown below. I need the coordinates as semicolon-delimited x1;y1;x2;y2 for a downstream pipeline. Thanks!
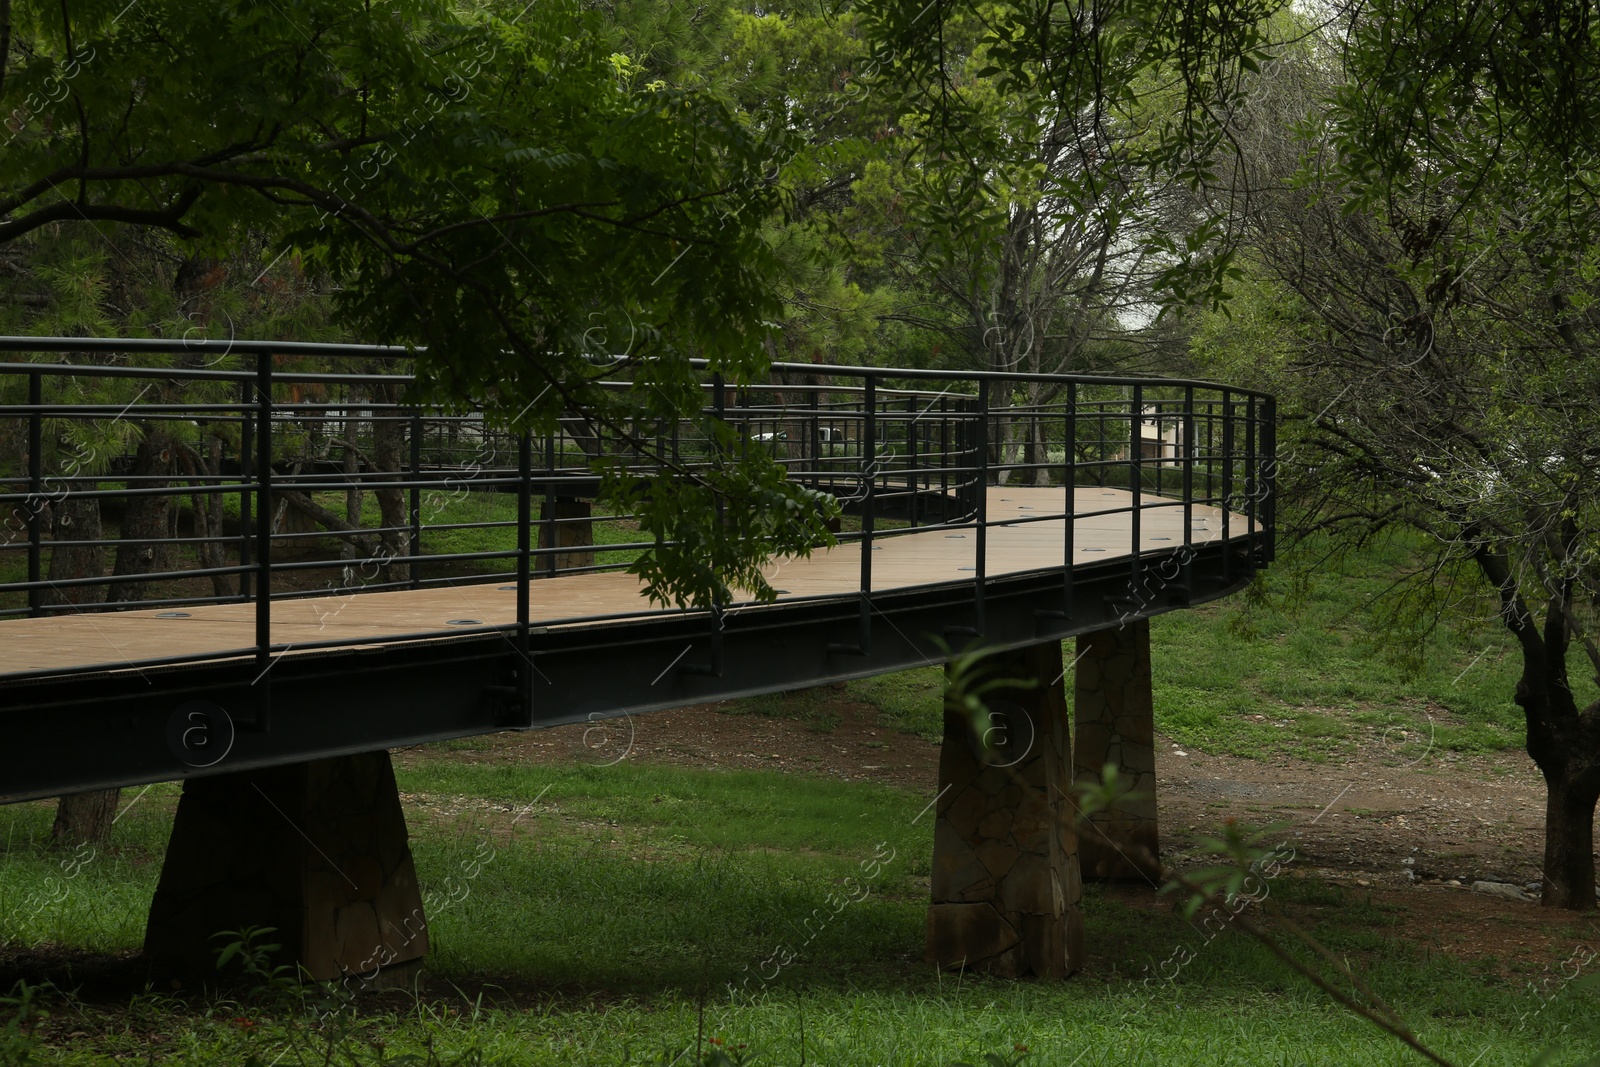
3;761;1595;1065
843;669;946;740
13;983;1593;1067
341;490;648;570
1143;530;1552;761
400;764;925;988
0;783;180;951
728;686;844;732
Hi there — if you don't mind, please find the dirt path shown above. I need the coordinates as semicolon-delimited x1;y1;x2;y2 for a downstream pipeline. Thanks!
396;698;1558;895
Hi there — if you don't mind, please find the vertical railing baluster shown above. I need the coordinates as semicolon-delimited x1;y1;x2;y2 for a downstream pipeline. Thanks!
939;397;950;504
1209;398;1220;504
1063;380;1076;619
409;410;422;589
254;351;273;728
1221;390;1234;587
711;372;726;672
974;379;989;635
1183;385;1195;595
907;395;919;528
1097;392;1107;486
1130;384;1143;592
543;429;556;578
858;375;876;653
809;387;820;493
1263;396;1277;563
517;430;532;721
239;376;253;601
713;371;725;525
26;369;41;617
1244;394;1258;568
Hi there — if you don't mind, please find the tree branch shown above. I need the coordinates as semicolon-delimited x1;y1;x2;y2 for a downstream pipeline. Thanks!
274;488;379;557
0;184;205;243
0;0;12;102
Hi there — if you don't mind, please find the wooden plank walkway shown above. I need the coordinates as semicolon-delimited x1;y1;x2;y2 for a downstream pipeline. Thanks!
0;487;1252;677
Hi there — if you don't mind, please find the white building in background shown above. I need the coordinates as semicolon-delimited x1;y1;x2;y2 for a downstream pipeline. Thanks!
1138;405;1184;466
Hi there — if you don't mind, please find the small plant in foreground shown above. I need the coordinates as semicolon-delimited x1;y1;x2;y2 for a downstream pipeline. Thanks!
0;982;45;1067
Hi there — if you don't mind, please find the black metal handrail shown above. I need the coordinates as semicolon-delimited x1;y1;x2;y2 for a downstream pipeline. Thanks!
0;336;1276;685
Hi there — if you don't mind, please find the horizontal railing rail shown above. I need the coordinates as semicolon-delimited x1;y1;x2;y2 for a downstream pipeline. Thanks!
0;336;1275;687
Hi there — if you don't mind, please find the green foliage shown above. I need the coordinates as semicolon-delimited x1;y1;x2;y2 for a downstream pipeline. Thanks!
0;983;44;1067
212;926;286;984
612;427;840;608
1329;0;1600;266
0;0;852;609
858;0;1284;320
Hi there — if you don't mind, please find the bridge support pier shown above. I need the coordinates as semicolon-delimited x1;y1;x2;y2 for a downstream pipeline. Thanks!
538;499;594;573
1072;619;1161;882
144;750;428;986
925;641;1084;979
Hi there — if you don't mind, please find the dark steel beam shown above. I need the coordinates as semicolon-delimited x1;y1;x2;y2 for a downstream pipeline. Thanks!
0;543;1254;804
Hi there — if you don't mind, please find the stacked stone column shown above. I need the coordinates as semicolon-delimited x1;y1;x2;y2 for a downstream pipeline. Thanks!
1072;619;1161;881
145;750;428;985
538;499;595;572
925;642;1084;979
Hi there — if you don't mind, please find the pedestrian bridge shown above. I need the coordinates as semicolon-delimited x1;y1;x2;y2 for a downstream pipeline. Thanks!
0;336;1275;982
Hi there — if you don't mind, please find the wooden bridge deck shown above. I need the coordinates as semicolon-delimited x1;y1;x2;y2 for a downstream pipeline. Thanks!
0;487;1251;678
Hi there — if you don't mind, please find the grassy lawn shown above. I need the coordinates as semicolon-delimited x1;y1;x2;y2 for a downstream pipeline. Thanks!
314;489;652;570
2;756;1596;1065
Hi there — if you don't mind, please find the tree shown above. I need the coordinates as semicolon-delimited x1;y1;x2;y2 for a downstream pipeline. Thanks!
0;217;357;844
851;0;1284;487
857;0;1284;311
1;0;839;609
1188;5;1600;909
866;0;1600;909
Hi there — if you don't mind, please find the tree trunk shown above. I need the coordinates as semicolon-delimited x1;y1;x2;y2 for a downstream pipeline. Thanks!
1540;773;1599;909
343;394;364;536
558;414;603;459
179;439;233;598
42;492;120;846
1032;416;1051;486
107;428;176;603
52;788;121;847
40;491;105;608
994;410;1014;485
369;383;410;582
1480;547;1600;912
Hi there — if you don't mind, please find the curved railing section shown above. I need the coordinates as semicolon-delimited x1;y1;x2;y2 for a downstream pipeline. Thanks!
0;336;1275;683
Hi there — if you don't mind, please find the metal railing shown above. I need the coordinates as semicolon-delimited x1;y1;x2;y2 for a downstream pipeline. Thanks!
0;336;1275;681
